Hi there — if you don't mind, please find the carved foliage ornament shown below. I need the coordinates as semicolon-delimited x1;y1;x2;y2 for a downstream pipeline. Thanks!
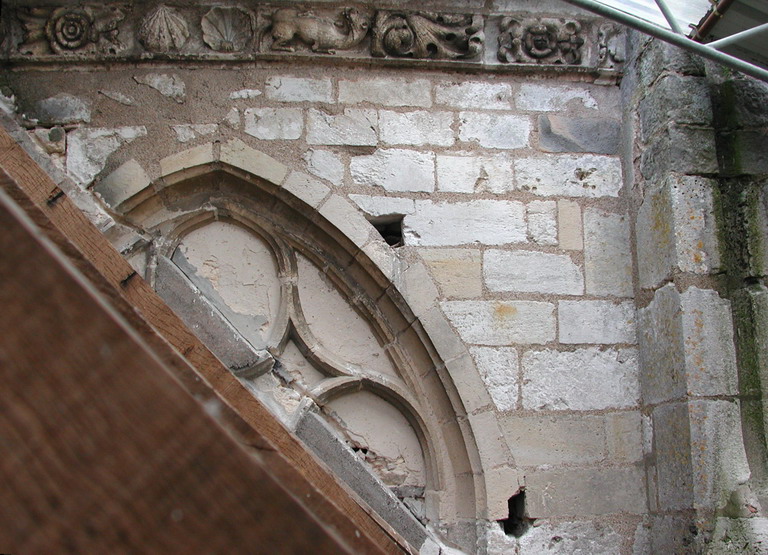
371;11;484;60
498;17;584;65
17;5;127;56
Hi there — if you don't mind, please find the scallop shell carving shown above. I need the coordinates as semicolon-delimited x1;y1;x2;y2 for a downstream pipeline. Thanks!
139;5;189;52
201;7;253;52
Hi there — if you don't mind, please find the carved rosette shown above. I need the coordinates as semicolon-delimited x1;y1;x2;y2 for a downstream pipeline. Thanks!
371;11;483;60
17;4;127;56
498;17;584;65
139;5;189;53
201;6;254;52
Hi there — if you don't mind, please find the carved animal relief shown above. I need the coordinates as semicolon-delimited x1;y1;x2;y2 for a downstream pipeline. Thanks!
372;11;483;60
269;8;371;54
498;17;584;65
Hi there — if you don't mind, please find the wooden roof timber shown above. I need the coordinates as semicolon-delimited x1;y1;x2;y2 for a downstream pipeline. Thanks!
0;126;413;554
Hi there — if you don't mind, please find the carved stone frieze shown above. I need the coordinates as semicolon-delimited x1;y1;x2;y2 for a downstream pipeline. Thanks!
498;17;584;65
139;5;189;53
202;6;255;52
268;8;371;54
17;5;128;56
371;11;483;60
598;24;626;70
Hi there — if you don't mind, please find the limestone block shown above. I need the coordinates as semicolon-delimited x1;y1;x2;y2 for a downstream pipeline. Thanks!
717;78;768;129
518;521;624;554
134;73;185;103
514;154;622;197
306;108;377;146
636;175;720;289
469;346;519;411
638;39;705;90
420;248;482;298
93;159;151;211
33;93;91;126
606;411;644;463
303;149;344;186
639;75;712;141
559;300;636;344
282;171;330;208
435;82;512;110
222;108;240;129
558;199;583;250
639;124;718;180
338;78;431;107
526;200;557;245
349;195;415;220
689;400;751;511
171;123;217;143
418;306;468;363
66;126;147;186
219;139;288;185
482;466;523;522
351;149;434;192
584;208;633;297
405;200;525;246
99;90;136;106
516;84;597;111
379;110;454;147
244;107;303;140
538;115;620;154
653;402;694;511
395;260;440;319
637;284;687;405
484;250;583;295
442;351;495;414
265;76;333;103
720;129;768;176
500;414;605;466
522;348;640;410
468;411;515;471
459;112;530;149
318;194;375;248
229;89;262;99
680;288;739;397
436;153;513;194
159;143;215;177
441;300;555;345
526;466;646;517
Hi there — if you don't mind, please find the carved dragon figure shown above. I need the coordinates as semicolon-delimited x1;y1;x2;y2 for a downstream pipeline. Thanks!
270;8;371;54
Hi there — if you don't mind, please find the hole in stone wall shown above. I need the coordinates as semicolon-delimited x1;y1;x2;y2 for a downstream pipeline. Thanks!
498;490;533;538
370;216;404;248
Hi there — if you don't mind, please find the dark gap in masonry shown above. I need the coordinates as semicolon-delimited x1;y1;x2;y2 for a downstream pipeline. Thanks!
370;215;404;248
498;490;533;538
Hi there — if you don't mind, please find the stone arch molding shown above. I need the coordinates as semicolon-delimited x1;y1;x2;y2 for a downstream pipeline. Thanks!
94;138;511;545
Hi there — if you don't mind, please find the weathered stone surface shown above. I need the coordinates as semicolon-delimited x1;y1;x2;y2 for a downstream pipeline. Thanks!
637;285;687;405
66;126;147;186
518;520;624;554
485;250;583;295
99;90;136;106
637;38;705;90
559;300;636;344
229;89;262;100
606;411;643;463
134;73;186;103
303;148;344;186
159;143;214;177
379;110;454;146
405;200;525;246
265;76;332;103
689;400;751;511
720;129;768;176
307;108;377;146
31;126;66;155
526;466;646;517
171;123;217;143
522;348;640;410
639;75;712;141
539;115;620;154
516;84;597;111
318;194;375;248
436;153;513;193
442;300;555;345
338;78;431;107
501;414;605;466
34;93;91;126
94;159;151;210
653;402;693;511
469;346;519;411
421;248;482;298
640;124;718;180
219;139;288;185
351;149;434;192
459;112;530;149
716;78;768;129
710;517;768;554
558;199;583;250
514;154;622;197
244;108;303;140
584;208;633;297
282;171;330;208
349;194;415;220
526;200;557;245
435;82;512;110
680;288;739;397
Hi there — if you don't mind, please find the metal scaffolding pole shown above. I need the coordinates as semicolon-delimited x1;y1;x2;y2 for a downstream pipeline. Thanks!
561;0;768;82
